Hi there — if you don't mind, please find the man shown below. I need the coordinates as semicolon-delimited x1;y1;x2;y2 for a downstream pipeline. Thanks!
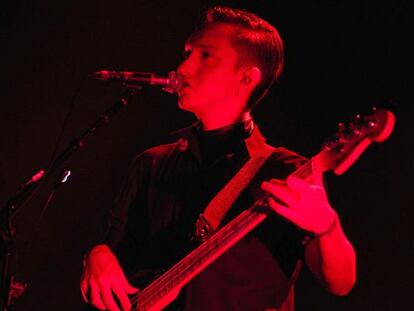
81;6;356;311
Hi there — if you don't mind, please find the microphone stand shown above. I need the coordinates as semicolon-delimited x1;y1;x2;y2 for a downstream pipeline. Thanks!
0;88;137;310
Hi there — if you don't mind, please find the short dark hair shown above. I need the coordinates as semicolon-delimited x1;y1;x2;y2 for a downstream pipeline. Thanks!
189;6;285;108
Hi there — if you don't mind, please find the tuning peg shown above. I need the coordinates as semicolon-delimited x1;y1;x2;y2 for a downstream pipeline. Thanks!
337;122;346;132
367;120;376;128
350;114;362;124
362;114;377;129
348;122;361;135
352;128;362;136
322;133;347;151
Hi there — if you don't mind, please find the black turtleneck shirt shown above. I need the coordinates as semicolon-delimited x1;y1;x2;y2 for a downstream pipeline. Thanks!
104;120;307;310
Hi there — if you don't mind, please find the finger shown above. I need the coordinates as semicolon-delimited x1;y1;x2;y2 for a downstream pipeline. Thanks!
261;181;297;207
119;274;139;295
101;285;121;311
269;178;285;185
89;280;107;311
267;197;300;225
311;172;323;185
290;177;328;202
286;176;310;192
125;282;139;295
112;284;131;311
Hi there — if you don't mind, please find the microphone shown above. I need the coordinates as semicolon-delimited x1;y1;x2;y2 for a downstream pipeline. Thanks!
90;70;183;94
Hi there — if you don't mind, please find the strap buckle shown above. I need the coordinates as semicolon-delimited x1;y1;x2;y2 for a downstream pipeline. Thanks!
194;214;214;242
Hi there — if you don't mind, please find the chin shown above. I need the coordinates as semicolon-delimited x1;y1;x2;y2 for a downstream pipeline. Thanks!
178;97;197;113
178;98;189;110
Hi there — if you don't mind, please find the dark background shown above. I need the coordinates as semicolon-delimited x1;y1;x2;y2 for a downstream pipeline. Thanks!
1;0;413;310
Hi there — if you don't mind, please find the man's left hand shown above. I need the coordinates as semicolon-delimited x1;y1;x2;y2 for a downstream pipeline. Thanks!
261;176;337;236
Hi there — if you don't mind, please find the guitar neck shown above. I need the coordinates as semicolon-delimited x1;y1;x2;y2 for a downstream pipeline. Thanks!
134;203;271;310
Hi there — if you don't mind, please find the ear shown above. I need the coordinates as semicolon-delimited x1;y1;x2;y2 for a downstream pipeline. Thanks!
239;66;261;90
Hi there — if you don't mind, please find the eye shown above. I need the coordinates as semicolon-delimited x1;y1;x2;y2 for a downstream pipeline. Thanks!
184;49;192;59
200;51;210;59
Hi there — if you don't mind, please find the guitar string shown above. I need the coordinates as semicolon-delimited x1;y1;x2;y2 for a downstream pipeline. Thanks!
132;204;264;309
130;158;317;309
137;208;264;308
132;208;256;308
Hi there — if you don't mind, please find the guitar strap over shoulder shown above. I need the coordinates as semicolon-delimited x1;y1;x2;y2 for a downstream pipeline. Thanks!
195;143;275;242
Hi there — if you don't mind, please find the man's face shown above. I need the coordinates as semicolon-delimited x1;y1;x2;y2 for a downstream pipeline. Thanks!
176;23;243;118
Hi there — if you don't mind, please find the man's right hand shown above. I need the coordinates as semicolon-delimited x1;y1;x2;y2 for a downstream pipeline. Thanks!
81;244;139;311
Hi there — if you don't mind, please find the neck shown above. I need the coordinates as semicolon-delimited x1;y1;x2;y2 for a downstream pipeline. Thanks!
198;111;252;131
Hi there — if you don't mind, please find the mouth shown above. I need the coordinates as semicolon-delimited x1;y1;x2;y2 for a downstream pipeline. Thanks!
178;81;191;96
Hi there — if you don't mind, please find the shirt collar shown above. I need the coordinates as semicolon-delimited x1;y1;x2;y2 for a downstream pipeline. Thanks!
169;118;267;162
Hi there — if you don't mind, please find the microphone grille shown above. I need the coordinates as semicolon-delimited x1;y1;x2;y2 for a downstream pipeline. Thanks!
164;71;183;94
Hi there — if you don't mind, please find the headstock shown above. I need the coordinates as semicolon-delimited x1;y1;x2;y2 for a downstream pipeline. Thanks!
315;107;395;175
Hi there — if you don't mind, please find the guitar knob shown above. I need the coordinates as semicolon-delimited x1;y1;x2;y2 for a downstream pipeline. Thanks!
337;122;345;131
351;114;362;124
352;128;361;136
368;121;376;128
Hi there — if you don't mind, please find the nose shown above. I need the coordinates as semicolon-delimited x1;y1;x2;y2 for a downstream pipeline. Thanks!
177;60;189;78
177;54;196;78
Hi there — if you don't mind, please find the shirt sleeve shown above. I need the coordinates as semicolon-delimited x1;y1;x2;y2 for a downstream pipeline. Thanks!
103;151;153;250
